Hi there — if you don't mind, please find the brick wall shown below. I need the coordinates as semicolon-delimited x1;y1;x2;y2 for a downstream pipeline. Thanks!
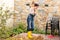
14;0;60;29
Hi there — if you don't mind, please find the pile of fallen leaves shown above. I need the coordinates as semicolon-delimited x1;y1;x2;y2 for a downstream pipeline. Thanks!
6;33;44;40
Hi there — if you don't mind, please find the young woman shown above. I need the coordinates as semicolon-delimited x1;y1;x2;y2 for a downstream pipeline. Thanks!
27;2;39;38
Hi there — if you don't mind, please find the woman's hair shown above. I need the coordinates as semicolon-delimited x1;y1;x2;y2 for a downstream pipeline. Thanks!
26;1;39;7
34;3;39;7
32;1;39;7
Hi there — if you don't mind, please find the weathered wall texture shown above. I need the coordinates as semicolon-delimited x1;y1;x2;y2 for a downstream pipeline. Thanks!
14;0;60;29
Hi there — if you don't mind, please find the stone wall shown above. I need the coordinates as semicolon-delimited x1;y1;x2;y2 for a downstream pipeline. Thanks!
14;0;60;29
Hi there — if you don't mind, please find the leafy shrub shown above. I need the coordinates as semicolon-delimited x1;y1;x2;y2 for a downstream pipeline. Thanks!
12;22;27;35
0;27;12;39
33;26;45;34
0;22;27;39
